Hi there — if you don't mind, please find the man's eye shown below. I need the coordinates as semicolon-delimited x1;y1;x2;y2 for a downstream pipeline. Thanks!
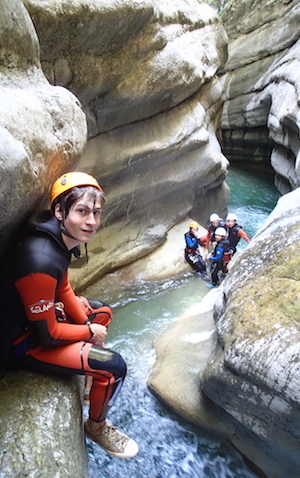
77;208;90;215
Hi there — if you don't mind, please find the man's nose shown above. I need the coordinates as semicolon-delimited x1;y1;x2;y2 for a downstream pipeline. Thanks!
86;212;97;225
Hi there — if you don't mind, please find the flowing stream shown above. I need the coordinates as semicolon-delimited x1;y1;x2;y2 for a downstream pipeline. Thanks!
82;165;279;478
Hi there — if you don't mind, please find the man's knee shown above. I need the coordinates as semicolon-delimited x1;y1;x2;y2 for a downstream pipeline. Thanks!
78;296;113;327
87;346;127;381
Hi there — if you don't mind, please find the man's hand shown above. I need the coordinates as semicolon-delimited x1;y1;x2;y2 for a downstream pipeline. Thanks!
89;323;107;346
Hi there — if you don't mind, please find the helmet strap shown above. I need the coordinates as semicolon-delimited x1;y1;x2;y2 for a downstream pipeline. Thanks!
84;243;89;263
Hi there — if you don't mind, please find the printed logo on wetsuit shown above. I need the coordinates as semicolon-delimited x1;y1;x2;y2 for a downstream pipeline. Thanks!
29;299;54;314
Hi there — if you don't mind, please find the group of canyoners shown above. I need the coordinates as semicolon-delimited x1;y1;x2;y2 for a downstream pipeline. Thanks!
184;213;251;287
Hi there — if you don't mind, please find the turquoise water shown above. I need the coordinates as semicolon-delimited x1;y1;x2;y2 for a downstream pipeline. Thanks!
83;165;279;478
225;165;279;247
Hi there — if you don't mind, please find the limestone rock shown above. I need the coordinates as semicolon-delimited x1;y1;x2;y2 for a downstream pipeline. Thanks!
147;288;229;436
0;371;88;477
69;90;230;289
0;0;87;253
90;219;208;284
220;0;300;194
24;0;227;133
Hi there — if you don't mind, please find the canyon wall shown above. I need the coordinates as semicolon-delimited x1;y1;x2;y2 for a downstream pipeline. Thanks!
219;0;300;195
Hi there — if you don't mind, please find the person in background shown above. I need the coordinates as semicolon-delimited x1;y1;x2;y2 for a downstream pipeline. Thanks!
226;213;251;255
200;213;226;256
0;171;138;459
184;221;210;282
207;227;230;287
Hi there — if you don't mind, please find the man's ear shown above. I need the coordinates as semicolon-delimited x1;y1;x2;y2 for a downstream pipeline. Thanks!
54;204;63;221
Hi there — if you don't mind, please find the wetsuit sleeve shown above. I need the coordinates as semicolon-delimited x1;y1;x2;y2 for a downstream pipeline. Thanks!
185;236;199;248
15;272;92;345
56;272;89;325
209;245;224;261
238;229;251;242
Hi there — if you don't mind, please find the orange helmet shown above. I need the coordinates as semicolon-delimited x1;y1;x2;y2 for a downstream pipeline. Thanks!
50;171;102;207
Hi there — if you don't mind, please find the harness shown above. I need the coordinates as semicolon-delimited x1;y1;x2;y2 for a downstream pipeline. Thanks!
228;224;242;248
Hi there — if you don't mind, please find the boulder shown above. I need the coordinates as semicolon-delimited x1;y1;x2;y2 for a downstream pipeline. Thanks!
0;371;88;477
147;288;229;436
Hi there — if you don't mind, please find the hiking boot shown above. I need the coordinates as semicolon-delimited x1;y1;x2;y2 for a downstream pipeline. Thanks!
84;419;139;459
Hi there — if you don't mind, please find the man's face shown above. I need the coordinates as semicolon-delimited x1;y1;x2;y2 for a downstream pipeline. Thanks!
227;219;235;228
211;220;219;227
63;192;102;244
191;227;198;235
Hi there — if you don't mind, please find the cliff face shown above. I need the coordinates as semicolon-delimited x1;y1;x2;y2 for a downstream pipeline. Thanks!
219;0;300;195
22;0;229;288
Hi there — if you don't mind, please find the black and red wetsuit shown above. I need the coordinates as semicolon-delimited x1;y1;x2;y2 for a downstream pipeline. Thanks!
0;213;125;423
227;223;251;254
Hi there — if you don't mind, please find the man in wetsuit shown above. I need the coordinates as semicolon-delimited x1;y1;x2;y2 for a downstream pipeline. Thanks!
0;171;138;459
226;213;251;255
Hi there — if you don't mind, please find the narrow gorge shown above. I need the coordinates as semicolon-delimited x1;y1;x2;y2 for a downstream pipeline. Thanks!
0;1;300;477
